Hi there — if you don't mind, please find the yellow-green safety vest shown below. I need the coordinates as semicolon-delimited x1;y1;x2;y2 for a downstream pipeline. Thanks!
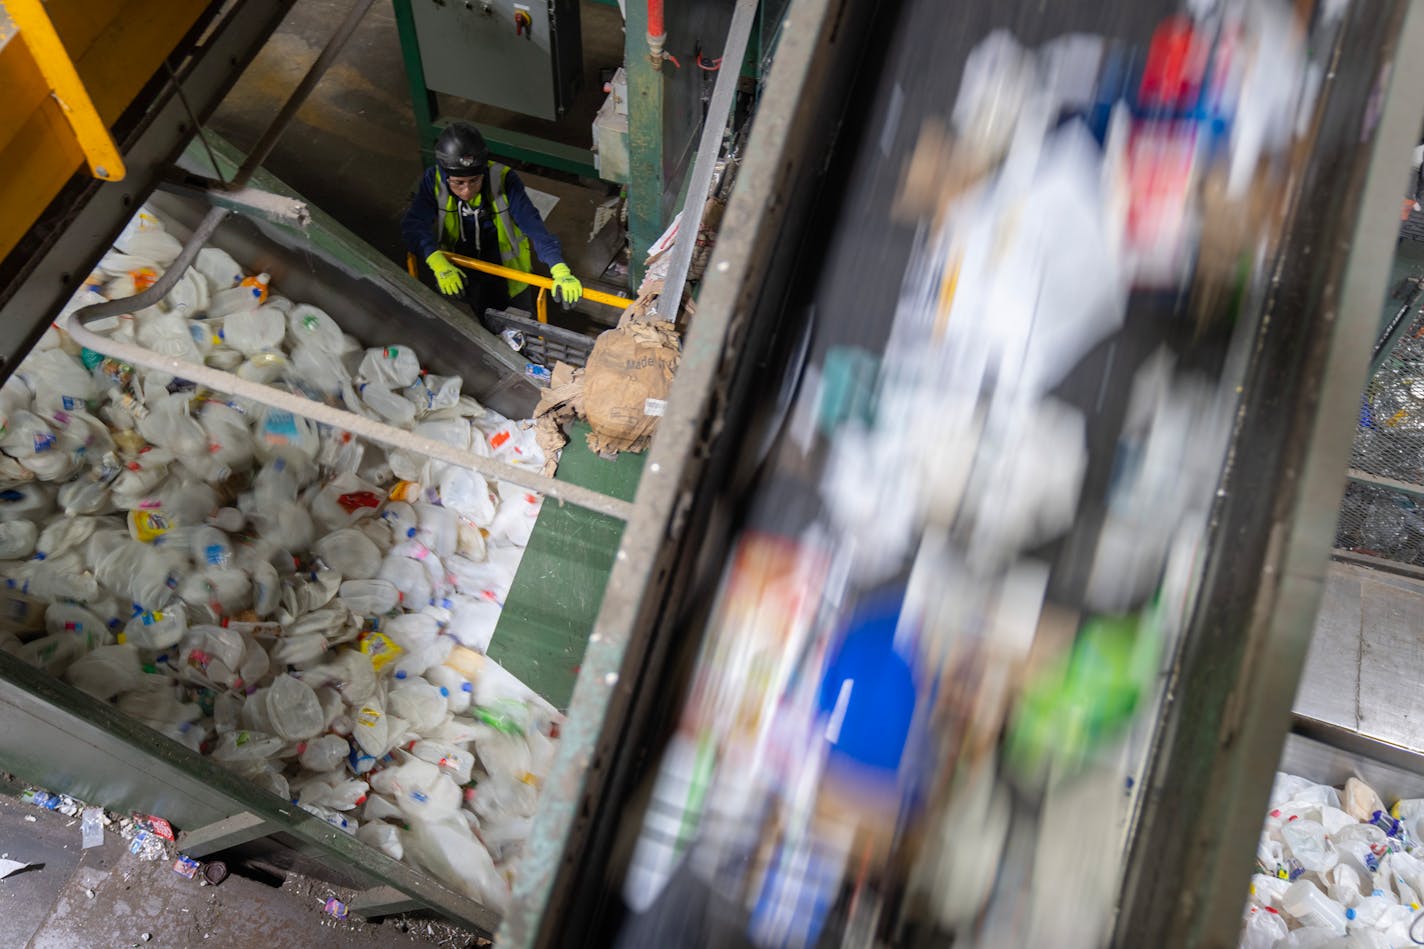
434;163;533;296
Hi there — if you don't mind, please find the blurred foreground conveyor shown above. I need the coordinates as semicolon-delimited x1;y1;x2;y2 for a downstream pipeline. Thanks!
508;0;1424;947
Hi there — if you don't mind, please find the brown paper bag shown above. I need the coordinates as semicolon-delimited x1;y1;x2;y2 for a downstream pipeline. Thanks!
581;316;680;454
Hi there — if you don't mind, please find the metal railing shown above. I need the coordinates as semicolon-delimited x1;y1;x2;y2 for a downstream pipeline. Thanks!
405;252;634;324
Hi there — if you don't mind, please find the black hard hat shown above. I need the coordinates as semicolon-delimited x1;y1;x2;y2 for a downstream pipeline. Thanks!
435;122;489;179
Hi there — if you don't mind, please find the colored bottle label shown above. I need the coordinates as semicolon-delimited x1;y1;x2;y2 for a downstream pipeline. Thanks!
128;510;171;543
262;410;299;445
359;631;403;671
337;491;382;513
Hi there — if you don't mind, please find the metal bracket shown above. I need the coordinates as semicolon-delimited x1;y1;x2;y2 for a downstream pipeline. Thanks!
158;173;312;230
349;885;425;920
176;811;275;858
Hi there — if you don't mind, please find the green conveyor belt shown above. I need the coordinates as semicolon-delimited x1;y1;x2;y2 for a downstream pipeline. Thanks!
487;421;644;709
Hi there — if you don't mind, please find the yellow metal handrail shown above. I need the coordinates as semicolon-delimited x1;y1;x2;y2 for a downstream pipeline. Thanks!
406;252;633;324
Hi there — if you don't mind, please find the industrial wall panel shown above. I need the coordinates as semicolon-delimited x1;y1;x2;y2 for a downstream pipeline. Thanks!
410;0;562;120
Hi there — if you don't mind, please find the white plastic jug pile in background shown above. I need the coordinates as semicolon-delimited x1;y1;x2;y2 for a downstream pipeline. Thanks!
1241;772;1424;948
0;205;565;905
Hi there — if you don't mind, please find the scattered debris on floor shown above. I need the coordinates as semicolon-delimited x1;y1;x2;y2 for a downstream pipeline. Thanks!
0;858;38;878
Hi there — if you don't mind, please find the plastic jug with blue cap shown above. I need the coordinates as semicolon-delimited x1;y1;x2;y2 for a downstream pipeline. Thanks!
427;664;474;714
208;272;269;319
377;554;433;612
388;678;451;733
121;607;185;651
219;304;285;355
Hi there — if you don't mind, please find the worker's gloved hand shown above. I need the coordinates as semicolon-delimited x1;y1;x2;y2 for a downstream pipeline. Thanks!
426;251;464;296
550;263;583;306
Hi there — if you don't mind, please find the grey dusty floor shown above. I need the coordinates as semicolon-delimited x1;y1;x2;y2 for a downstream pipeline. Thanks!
206;0;630;312
0;794;484;949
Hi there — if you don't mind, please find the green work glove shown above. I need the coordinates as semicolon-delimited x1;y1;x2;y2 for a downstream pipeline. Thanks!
550;262;582;306
426;251;464;296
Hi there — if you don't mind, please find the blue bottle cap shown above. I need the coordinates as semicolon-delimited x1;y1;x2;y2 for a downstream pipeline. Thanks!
394;670;407;679
461;682;472;693
439;687;449;697
1346;908;1357;920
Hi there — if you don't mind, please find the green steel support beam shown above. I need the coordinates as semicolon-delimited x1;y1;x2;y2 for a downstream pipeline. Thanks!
391;0;440;161
625;0;665;284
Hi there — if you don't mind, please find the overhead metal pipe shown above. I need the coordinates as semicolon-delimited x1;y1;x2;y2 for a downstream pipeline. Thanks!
647;0;667;70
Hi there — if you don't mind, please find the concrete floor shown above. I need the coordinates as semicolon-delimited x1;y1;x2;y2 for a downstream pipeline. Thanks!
206;0;630;313
0;793;483;949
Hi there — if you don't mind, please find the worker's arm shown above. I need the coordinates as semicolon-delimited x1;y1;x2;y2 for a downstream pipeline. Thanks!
400;167;443;261
503;171;566;267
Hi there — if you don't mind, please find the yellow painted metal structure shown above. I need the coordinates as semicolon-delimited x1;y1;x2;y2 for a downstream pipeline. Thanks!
0;0;211;261
5;0;126;183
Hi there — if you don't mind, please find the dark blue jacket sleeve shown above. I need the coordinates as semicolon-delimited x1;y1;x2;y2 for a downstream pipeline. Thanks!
504;171;565;268
400;167;442;261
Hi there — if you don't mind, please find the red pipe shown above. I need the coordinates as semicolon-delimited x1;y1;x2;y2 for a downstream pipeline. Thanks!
648;0;664;41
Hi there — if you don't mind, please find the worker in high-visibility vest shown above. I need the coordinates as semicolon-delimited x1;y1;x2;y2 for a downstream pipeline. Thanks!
401;121;582;328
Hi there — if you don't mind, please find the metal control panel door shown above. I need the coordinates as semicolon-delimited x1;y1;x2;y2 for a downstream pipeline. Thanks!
409;0;581;121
